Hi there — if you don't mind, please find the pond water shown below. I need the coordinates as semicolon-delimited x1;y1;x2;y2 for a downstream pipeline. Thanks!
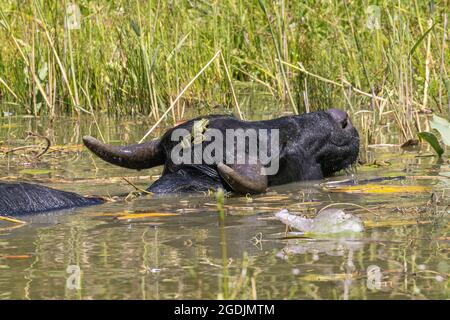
0;112;448;300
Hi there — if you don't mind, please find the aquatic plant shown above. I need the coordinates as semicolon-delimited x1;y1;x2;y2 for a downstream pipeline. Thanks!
0;0;448;144
418;115;450;156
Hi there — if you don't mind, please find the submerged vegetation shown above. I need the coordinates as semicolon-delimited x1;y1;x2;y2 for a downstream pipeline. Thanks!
0;0;449;141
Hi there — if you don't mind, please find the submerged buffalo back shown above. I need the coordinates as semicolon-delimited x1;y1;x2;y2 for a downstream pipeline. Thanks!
0;182;103;216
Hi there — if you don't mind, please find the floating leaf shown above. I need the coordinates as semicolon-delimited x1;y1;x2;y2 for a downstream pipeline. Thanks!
92;210;179;219
0;255;32;260
430;114;450;146
18;169;53;175
364;220;432;228
418;131;444;156
255;195;290;202
299;273;355;282
323;184;431;194
0;216;26;224
0;124;18;129
115;212;179;220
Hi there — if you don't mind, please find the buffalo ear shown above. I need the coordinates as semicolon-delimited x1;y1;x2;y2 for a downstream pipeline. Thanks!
217;161;268;194
83;136;164;170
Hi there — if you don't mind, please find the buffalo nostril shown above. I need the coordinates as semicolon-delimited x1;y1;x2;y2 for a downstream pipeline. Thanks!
341;118;348;129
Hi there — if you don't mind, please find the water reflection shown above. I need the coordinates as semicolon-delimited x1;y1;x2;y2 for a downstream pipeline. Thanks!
0;115;448;299
276;237;364;261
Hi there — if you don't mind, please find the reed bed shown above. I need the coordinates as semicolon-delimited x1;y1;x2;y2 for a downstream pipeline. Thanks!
0;0;448;140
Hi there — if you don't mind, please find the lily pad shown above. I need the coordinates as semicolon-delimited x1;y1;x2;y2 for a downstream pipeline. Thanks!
418;132;444;157
430;115;450;146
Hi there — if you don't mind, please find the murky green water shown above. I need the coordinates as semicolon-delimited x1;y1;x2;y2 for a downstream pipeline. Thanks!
0;113;448;300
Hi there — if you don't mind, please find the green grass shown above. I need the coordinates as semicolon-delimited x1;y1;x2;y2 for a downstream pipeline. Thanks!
0;0;449;140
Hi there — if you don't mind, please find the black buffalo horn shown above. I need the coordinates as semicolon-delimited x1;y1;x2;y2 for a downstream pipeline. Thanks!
83;136;165;170
217;162;268;194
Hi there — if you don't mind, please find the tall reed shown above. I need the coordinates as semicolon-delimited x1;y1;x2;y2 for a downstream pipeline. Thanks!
0;0;448;142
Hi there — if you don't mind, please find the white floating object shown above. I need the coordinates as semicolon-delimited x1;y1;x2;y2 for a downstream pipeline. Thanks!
275;208;364;234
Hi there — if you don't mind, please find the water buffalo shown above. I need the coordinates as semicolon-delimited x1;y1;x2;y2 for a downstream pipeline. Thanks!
0;109;359;216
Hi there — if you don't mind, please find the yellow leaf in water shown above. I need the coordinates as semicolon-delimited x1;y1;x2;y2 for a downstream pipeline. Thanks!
0;124;18;129
18;169;53;175
116;212;179;220
299;273;352;282
364;220;432;228
254;195;291;201
1;255;32;260
323;184;431;194
0;216;27;224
